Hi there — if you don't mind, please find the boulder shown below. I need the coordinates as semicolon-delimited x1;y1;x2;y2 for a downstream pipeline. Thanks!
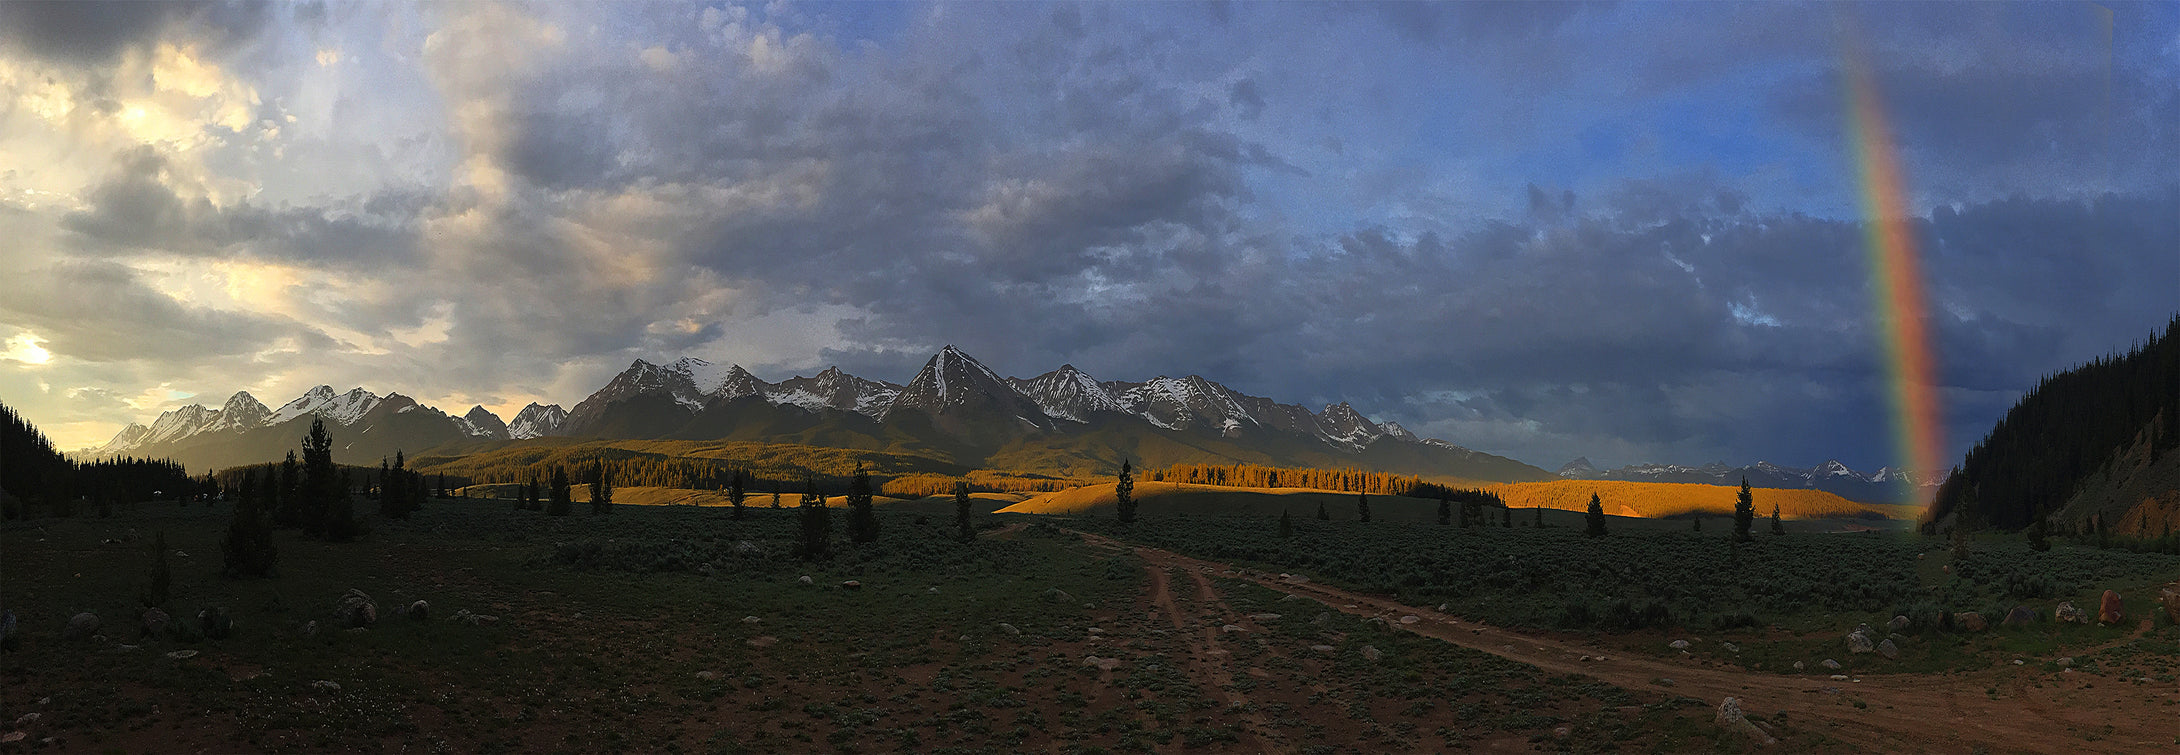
1360;645;1383;661
1669;639;1691;650
140;608;171;639
1888;615;1910;633
746;636;778;648
64;613;99;640
333;590;377;628
197;607;232;640
1715;697;1778;746
2003;606;2037;628
841;581;861;590
1082;655;1122;671
2055;601;2087;624
1955;612;1987;633
1399;615;1420;625
405;600;430;622
1846;630;1874;654
797;575;813;585
2162;582;2180;625
1249;613;1281;621
997;622;1021;636
1042;588;1074;604
1821;659;1841;670
302;620;319;636
1310;613;1331;627
1310;644;1336;654
1877;638;1899;659
1792;661;1805;671
2096;590;2124;625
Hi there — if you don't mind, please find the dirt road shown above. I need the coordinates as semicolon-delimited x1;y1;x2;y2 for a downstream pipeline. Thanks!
1081;531;2178;753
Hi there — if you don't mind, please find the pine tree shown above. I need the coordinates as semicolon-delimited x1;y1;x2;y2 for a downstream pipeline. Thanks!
1437;493;1451;525
1534;505;1544;528
1502;505;1512;528
798;477;831;560
548;466;572;516
589;463;613;515
729;470;747;520
1770;501;1786;536
380;457;406;519
1733;477;1755;542
222;468;277;578
954;480;974;543
2026;517;2051;551
275;450;302;528
1693;515;1703;532
846;462;877;543
1279;509;1294;538
771;490;781;509
1317;500;1330;520
324;469;358;542
1115;460;1137;524
1585;493;1608;538
300;419;339;538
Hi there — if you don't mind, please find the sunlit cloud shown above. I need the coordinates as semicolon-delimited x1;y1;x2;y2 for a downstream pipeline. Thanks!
3;331;52;365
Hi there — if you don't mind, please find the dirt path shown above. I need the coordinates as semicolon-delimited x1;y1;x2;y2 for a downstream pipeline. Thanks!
1143;563;1280;753
1083;531;2178;753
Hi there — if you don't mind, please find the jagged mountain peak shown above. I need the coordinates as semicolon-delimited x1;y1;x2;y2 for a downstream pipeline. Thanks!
509;403;568;439
1557;457;1599;478
766;365;901;418
886;346;1046;425
1010;363;1125;422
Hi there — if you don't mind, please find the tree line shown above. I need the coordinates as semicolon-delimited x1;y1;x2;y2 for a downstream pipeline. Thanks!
1;401;198;519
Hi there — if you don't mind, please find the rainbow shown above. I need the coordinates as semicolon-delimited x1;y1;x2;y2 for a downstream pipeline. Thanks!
1843;48;1943;504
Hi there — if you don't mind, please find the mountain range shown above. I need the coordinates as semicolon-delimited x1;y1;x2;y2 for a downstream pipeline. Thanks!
77;346;1552;483
1555;457;1938;504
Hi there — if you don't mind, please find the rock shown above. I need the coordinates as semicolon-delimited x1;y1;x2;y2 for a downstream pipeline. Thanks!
1310;644;1336;654
140;608;171;639
1311;613;1331;626
302;620;319;637
928;587;940;593
741;616;762;624
1821;659;1841;670
1082;655;1122;671
1669;639;1691;650
797;575;813;585
1888;615;1911;633
1846;630;1874;654
1715;697;1778;746
333;590;377;628
1792;661;1805;671
198;607;232;639
1221;624;1246;634
841;580;861;590
14;713;37;726
2055;601;2087;624
64;613;99;640
405;600;430;622
1720;641;1739;653
1360;645;1383;661
1830;674;1850;681
164;649;197;659
1437;603;1449;612
1955;611;1987;632
746;636;778;648
2161;582;2180;625
732;540;761;555
1;732;23;744
1878;639;1899;659
2097;590;2124;625
998;622;1021;636
2055;656;2073;668
1280;594;1300;602
2003;605;2037;627
1249;613;1282;621
695;670;718;680
1042;588;1075;604
311;680;340;691
1399;615;1420;624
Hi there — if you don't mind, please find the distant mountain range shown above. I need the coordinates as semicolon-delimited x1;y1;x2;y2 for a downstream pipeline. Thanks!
78;346;1554;483
1555;457;1938;504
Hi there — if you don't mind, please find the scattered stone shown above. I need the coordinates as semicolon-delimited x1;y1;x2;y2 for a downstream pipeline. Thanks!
164;649;197;659
1792;661;1805;671
841;580;861;590
1399;615;1420;624
1821;659;1841;670
451;609;498;626
302;620;319;637
1877;638;1899;660
140;608;171;639
1846;630;1874;654
1553;726;1572;739
1652;678;1676;687
928;587;940;594
1250;613;1281;621
1;732;23;744
1042;588;1075;604
1669;639;1691;650
1311;613;1331;627
1221;624;1246;634
1716;697;1777;746
405;600;430;622
1888;615;1911;633
1830;674;1850;681
1436;603;1450;612
959;634;971;642
101;643;140;654
732;540;761;555
797;575;813;585
1721;641;1739;653
998;622;1021;636
2055;656;2074;668
741;616;762;624
311;680;341;692
1082;655;1123;671
64;612;99;640
1280;594;1301;602
2161;582;2180;625
2013;659;2024;665
198;607;232;640
1955;612;1987;633
2055;601;2088;624
2003;605;2037;628
2097;590;2124;625
173;550;189;558
14;714;37;727
1282;574;1309;584
1360;645;1383;661
1579;655;1592;662
746;636;778;648
1310;644;1336;654
333;589;378;628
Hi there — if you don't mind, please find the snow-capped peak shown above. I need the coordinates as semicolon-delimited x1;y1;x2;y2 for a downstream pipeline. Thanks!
1010;364;1126;422
269;385;382;426
509;403;568;439
668;356;740;397
1317;401;1383;447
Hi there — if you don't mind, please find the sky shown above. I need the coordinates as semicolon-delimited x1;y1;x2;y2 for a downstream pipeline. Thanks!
1;1;2175;474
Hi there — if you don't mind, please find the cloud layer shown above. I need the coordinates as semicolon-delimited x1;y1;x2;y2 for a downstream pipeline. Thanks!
2;1;2174;473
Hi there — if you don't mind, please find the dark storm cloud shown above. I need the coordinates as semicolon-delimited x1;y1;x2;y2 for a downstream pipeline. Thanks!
60;147;424;266
0;1;271;67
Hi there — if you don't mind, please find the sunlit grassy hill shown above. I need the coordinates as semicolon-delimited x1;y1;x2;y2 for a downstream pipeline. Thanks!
1484;480;1916;520
1000;482;1448;521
